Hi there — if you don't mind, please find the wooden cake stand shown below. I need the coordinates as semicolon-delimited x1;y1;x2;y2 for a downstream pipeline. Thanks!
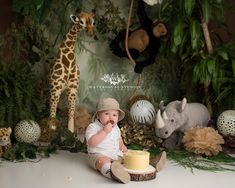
125;165;156;181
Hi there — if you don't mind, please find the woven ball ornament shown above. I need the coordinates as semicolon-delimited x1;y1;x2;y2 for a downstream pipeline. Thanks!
130;100;156;124
217;110;235;136
14;120;41;143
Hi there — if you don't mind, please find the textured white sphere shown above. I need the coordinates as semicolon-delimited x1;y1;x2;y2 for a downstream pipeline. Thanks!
217;110;235;136
14;120;41;143
130;100;156;124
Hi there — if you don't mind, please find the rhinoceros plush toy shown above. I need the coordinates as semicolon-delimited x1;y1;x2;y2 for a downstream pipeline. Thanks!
155;98;210;148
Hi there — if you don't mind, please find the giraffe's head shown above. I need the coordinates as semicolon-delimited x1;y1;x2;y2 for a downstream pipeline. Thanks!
70;12;95;36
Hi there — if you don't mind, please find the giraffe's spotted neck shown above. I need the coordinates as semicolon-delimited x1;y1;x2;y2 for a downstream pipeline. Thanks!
61;24;82;50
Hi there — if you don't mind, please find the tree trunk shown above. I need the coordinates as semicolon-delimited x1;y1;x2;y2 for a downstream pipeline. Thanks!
201;18;213;116
201;19;213;55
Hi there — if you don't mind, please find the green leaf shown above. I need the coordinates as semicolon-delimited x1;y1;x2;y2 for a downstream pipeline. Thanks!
207;58;216;75
202;59;212;87
212;77;219;94
179;32;189;56
217;49;229;60
171;40;178;53
202;0;211;23
193;63;200;83
173;21;183;46
184;0;195;16
205;73;212;87
195;58;212;87
190;20;201;50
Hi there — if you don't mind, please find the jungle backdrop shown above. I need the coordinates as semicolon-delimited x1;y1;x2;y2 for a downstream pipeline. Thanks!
0;0;235;128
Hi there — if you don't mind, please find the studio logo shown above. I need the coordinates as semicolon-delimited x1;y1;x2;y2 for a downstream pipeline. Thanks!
88;72;140;90
100;73;128;85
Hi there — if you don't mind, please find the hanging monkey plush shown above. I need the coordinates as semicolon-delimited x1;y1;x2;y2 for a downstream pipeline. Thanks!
109;0;168;74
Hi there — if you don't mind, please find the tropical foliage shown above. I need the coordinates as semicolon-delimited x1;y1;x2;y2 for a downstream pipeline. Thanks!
159;0;235;115
0;62;45;127
1;0;234;126
142;55;183;107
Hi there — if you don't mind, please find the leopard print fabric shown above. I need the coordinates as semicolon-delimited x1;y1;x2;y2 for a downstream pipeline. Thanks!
0;127;12;157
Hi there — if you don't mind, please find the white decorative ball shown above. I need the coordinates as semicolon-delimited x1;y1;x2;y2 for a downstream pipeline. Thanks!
217;110;235;136
130;100;156;124
14;120;41;143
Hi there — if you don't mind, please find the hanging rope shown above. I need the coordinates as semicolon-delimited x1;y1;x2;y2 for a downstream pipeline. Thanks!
125;0;136;65
125;0;142;100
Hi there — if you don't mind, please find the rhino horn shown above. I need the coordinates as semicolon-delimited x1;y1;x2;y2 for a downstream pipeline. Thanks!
156;109;165;128
162;111;168;120
159;100;165;111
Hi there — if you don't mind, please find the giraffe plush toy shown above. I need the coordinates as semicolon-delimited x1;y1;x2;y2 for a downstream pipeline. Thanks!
49;12;95;133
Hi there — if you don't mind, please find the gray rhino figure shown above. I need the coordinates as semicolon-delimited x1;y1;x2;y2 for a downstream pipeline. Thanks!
155;98;210;140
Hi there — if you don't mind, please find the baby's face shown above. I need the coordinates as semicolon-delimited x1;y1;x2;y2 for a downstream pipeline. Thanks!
97;110;119;126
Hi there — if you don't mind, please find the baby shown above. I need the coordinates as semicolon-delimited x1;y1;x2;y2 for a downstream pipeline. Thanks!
85;98;130;183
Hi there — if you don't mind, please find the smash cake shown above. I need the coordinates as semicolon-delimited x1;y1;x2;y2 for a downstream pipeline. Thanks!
123;150;156;181
124;150;150;170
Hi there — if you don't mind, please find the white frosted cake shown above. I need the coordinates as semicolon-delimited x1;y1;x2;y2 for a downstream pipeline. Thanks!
124;150;150;170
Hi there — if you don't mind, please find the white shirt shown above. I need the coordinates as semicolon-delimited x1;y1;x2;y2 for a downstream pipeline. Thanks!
85;119;123;160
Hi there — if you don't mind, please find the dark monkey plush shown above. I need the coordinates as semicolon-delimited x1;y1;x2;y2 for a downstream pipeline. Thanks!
109;0;168;74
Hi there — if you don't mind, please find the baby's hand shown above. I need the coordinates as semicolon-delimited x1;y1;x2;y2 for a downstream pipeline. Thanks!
120;144;128;152
103;120;114;134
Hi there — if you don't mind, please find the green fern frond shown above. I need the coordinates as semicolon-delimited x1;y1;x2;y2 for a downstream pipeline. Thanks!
0;62;45;128
167;149;235;173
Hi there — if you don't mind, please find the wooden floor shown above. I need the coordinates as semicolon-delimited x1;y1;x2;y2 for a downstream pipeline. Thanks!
0;151;234;188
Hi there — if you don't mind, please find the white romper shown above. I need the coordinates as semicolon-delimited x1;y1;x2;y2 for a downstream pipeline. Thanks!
85;119;123;169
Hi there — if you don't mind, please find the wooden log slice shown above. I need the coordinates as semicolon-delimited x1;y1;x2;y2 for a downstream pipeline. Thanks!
125;165;156;181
